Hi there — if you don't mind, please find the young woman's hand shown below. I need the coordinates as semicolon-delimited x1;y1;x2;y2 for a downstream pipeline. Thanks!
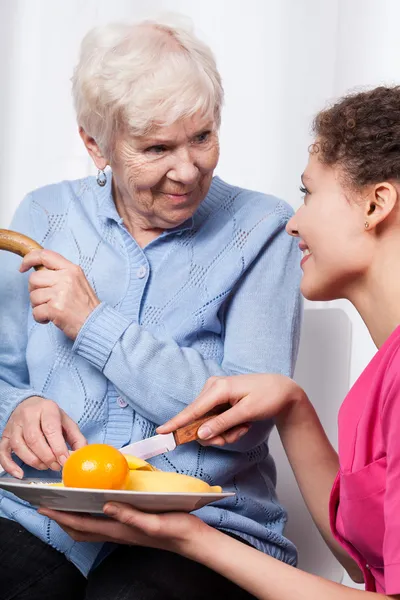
158;374;306;446
39;504;206;555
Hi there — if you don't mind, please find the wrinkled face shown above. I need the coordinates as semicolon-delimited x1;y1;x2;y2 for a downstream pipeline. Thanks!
286;152;372;301
109;112;220;229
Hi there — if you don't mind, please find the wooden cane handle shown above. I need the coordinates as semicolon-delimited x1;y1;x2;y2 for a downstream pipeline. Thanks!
0;229;44;270
173;407;227;446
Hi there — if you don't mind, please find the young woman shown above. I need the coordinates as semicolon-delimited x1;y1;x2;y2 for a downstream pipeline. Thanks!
42;85;400;599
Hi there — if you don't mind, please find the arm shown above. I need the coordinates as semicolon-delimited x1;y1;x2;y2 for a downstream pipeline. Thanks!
276;396;363;583
71;220;302;425
158;373;362;582
0;198;86;476
184;527;394;600
41;505;395;600
0;196;44;434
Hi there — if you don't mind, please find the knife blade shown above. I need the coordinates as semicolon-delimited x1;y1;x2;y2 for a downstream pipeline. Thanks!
120;410;224;460
120;432;176;460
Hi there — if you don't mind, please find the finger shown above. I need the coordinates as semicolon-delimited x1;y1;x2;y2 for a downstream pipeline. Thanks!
38;511;110;543
0;437;24;478
6;426;50;470
20;249;74;273
195;400;252;440
32;304;51;324
9;432;49;470
199;435;227;447
28;269;58;292
157;377;230;434
221;424;251;445
39;407;71;467
39;509;98;528
199;376;219;393
200;427;250;447
39;509;120;539
21;422;61;471
58;526;107;543
104;503;162;537
30;288;53;308
61;413;87;453
104;503;145;523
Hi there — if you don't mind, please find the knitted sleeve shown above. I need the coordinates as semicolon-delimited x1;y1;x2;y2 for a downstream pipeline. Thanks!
0;196;45;434
73;213;302;426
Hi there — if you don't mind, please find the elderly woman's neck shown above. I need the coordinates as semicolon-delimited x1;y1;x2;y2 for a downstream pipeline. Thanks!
112;181;163;248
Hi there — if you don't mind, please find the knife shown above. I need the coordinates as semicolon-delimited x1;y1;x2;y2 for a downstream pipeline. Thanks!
120;411;223;460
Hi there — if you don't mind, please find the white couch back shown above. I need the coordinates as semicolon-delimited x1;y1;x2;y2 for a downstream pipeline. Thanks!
269;307;352;581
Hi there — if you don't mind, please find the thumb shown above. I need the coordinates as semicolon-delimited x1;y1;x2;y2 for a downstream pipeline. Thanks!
197;402;250;440
62;413;87;450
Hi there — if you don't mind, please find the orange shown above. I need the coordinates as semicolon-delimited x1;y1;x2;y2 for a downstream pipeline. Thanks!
62;444;129;490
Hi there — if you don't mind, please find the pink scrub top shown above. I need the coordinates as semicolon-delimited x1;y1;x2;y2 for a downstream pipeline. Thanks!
329;325;400;594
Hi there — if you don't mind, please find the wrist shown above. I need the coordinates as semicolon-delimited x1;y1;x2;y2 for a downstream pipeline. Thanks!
171;520;215;559
74;300;101;339
275;381;308;430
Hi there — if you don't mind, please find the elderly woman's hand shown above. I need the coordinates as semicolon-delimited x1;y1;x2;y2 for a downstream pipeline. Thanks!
20;249;100;340
0;396;86;478
157;374;306;446
39;504;205;554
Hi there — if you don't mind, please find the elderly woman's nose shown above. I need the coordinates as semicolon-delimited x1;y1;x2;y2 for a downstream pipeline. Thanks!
169;158;199;184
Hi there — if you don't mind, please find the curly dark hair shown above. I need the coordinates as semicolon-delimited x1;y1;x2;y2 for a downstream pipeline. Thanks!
312;86;400;188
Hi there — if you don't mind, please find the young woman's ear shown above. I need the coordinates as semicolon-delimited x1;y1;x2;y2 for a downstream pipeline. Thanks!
363;182;398;230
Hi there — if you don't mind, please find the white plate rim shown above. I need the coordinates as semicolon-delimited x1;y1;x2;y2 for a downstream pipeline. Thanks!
0;479;234;498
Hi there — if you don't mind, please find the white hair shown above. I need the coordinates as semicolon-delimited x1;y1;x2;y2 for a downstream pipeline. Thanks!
72;16;224;157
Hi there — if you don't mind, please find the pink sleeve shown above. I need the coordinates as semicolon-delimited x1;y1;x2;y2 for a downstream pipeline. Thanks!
381;349;400;594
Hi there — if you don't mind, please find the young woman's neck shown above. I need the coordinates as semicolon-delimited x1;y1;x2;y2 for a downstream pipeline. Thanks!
348;246;400;348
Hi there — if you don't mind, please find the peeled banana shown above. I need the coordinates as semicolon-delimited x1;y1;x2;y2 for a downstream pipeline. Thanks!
124;469;222;493
124;455;158;472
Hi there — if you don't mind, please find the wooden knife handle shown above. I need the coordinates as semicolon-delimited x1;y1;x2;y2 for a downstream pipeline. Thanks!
173;407;227;446
0;229;44;270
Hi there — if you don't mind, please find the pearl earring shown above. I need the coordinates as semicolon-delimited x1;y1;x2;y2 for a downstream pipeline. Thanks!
364;221;370;229
97;169;107;187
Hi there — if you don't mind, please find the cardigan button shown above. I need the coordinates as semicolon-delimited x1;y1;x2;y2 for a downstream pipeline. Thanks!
136;265;147;279
117;397;128;408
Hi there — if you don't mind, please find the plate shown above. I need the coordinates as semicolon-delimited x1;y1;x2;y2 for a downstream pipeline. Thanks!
0;477;234;514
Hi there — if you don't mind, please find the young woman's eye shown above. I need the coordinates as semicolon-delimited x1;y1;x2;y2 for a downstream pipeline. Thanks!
145;145;167;154
299;185;310;196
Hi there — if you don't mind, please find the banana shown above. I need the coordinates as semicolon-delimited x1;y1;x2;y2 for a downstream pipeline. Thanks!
123;455;158;472
124;470;222;493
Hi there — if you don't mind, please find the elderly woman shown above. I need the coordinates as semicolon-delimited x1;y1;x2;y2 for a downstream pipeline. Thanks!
0;18;301;600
